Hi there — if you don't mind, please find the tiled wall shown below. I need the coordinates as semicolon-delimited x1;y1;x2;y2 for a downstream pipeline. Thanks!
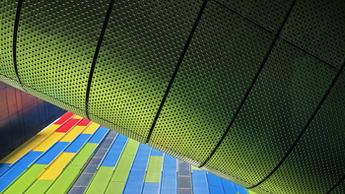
0;82;64;159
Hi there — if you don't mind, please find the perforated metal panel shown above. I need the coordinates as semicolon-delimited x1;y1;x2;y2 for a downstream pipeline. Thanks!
16;0;109;116
281;0;345;67
256;72;345;194
0;1;22;89
204;40;336;187
331;180;345;194
88;0;203;142
216;0;293;32
0;1;345;193
149;1;273;165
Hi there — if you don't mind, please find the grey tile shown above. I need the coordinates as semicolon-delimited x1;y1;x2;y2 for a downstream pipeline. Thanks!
68;187;86;194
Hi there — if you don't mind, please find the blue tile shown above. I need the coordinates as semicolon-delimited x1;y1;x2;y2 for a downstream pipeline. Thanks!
88;127;108;144
123;144;151;194
160;173;177;194
221;178;239;194
69;130;115;192
36;142;69;164
163;154;176;173
207;173;225;194
150;148;163;156
65;134;91;153
235;184;248;194
101;134;127;167
160;154;177;194
192;171;209;194
142;183;159;194
0;164;10;177
0;151;42;192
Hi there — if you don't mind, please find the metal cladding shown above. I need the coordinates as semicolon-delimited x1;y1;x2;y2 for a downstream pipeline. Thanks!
1;0;345;193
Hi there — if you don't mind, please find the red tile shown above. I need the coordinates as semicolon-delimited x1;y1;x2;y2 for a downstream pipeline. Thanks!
77;118;90;126
55;118;80;133
54;112;74;125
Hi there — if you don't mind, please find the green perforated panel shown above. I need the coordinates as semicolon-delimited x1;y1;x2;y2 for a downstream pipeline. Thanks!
281;0;345;67
0;1;344;193
149;1;273;165
204;40;336;187
16;0;109;116
331;180;345;194
88;0;202;141
256;72;345;194
0;1;22;89
217;0;293;32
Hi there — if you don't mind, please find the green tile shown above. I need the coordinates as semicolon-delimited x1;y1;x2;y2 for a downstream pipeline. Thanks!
105;140;139;194
85;167;114;194
145;156;163;183
105;182;126;194
4;164;46;194
25;180;53;194
46;143;97;194
46;167;80;194
71;143;98;167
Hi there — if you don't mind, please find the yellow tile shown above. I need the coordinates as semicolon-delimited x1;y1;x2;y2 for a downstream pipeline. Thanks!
61;126;86;142
39;152;75;180
83;122;100;134
39;124;60;135
72;115;82;119
33;133;65;152
1;124;59;164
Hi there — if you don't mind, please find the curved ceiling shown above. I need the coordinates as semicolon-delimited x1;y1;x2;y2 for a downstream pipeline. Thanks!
1;0;344;193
